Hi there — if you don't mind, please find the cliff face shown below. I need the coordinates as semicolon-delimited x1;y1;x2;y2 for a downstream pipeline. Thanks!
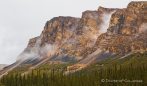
41;17;80;45
16;1;147;66
2;1;147;76
55;7;116;60
96;1;147;54
17;17;80;62
108;1;147;35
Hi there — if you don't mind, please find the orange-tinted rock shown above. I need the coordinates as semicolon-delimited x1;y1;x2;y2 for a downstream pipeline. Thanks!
41;16;80;46
3;1;147;77
95;1;147;54
18;17;80;61
57;7;116;58
17;1;147;64
108;1;147;35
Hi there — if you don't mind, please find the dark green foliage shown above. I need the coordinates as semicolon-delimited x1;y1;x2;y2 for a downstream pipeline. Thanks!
1;52;147;86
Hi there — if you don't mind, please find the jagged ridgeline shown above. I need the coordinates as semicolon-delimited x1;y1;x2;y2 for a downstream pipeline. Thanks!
16;7;116;64
1;1;147;76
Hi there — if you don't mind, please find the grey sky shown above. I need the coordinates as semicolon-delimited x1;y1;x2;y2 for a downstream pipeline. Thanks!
0;0;142;64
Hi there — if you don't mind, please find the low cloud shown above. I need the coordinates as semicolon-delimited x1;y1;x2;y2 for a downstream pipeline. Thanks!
100;11;116;34
17;37;59;62
139;24;147;33
40;44;58;57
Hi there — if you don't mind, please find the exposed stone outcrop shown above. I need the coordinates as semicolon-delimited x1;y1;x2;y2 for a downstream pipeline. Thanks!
56;7;116;59
17;17;80;62
108;1;147;35
13;1;147;67
2;1;147;76
41;17;80;46
93;1;147;55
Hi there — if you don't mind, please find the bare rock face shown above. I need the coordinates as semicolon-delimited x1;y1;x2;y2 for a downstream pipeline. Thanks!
95;1;147;55
17;17;80;62
56;7;116;60
108;1;147;35
41;17;80;45
16;1;147;65
3;1;147;77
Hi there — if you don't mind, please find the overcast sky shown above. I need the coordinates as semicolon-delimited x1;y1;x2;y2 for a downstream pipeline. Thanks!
0;0;143;64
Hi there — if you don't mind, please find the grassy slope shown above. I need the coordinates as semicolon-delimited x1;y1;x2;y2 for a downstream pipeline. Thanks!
81;52;147;73
8;52;147;75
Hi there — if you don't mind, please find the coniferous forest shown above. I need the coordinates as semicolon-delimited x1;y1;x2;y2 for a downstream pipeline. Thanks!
0;52;147;86
2;1;147;86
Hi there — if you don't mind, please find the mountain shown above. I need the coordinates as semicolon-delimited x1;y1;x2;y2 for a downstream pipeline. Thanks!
1;1;147;76
17;17;80;63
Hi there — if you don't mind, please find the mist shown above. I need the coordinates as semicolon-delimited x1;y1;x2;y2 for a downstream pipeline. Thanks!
0;0;133;64
100;11;116;34
139;24;147;33
76;11;116;65
17;37;59;62
40;44;59;57
89;11;115;47
16;37;42;61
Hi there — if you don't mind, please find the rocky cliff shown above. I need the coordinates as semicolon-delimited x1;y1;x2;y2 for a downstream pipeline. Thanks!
16;6;116;64
100;1;147;54
54;7;116;60
17;17;80;62
1;1;147;75
17;1;147;64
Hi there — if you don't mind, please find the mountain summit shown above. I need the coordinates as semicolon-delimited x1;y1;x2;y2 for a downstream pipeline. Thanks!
1;1;147;76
